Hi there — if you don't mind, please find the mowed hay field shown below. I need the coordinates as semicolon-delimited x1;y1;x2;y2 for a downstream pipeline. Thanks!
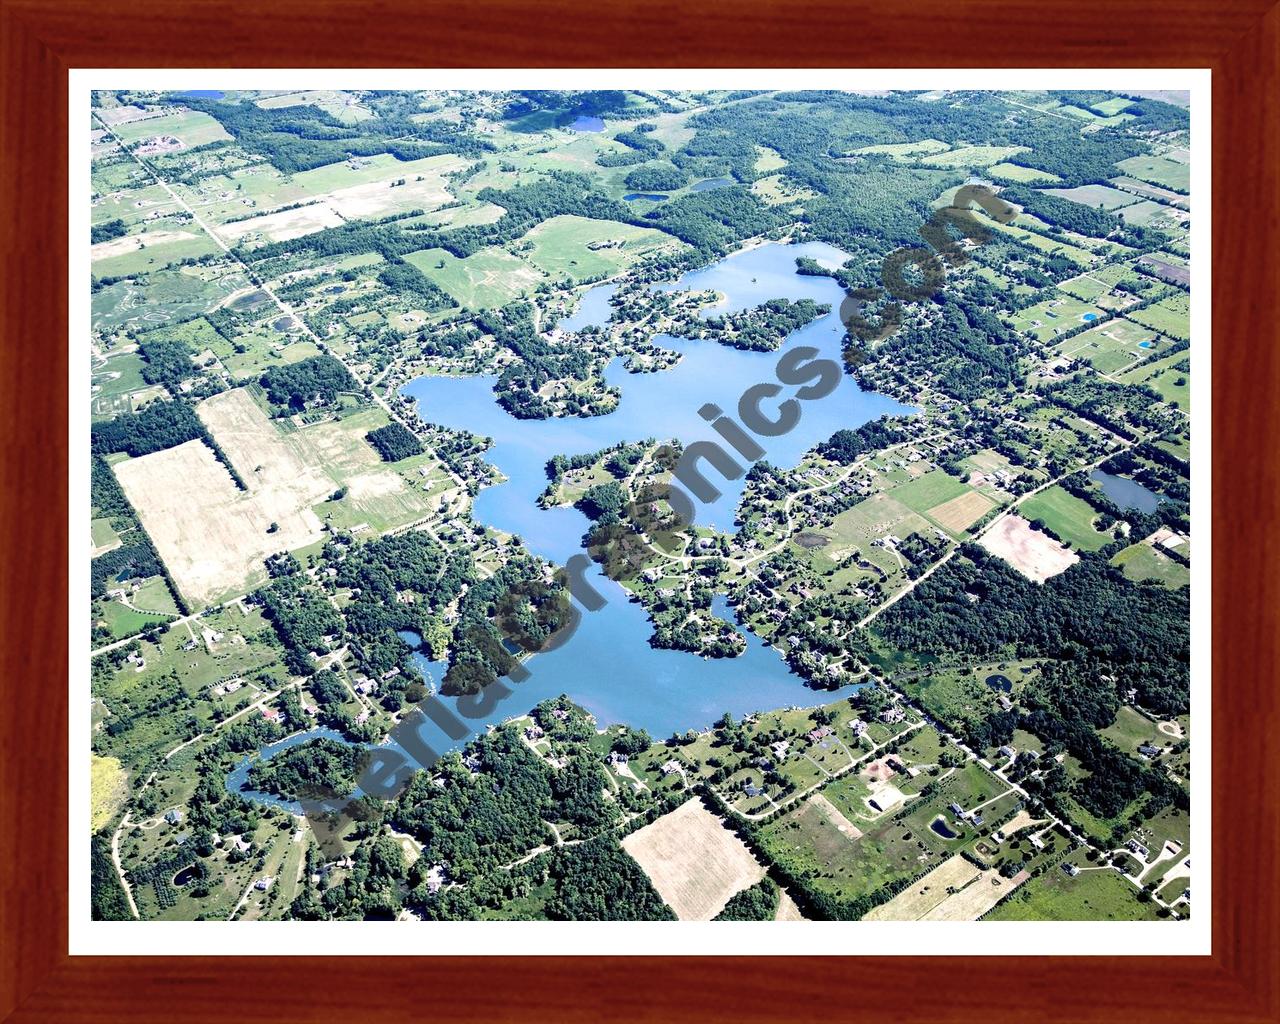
863;854;1027;921
980;514;1078;582
621;799;765;920
402;247;546;309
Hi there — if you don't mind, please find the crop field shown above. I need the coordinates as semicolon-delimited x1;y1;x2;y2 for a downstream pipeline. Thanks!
115;433;322;608
1019;485;1110;552
1111;541;1190;588
985;860;1160;921
924;489;996;535
217;203;346;245
979;513;1079;582
620;799;764;920
1115;155;1191;193
812;492;934;573
520;215;682;282
1043;184;1142;210
255;89;375;124
403;246;546;308
974;212;1097;268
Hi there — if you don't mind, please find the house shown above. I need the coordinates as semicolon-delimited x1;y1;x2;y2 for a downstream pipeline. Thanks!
660;760;683;776
1137;743;1161;758
849;719;867;737
608;751;628;766
1029;832;1046;850
807;725;833;743
1062;862;1080;877
261;706;282;723
949;802;965;818
881;707;906;725
1126;839;1149;859
770;740;791;760
425;864;448;895
998;745;1016;759
164;809;183;825
524;725;545;741
254;876;274;892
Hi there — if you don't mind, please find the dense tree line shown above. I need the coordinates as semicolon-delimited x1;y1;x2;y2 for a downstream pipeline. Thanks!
376;259;458;313
543;837;675;920
91;219;127;244
259;354;356;410
623;163;688;191
817;415;911;463
365;421;424;461
683;297;828;352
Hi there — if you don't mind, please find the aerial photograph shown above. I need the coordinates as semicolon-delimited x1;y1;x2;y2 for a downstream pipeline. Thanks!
88;85;1194;926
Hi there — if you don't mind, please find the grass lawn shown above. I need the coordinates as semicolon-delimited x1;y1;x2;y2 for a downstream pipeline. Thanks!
95;597;174;640
987;162;1061;184
1020;485;1111;551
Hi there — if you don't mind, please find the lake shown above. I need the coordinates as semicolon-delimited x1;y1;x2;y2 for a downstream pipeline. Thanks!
568;115;604;132
234;242;916;807
1089;469;1163;513
399;241;912;726
623;193;669;202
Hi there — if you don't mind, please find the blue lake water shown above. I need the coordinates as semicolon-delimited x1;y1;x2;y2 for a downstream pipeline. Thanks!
398;242;912;729
569;115;605;132
623;193;669;202
233;243;916;806
181;90;225;100
1089;469;1163;513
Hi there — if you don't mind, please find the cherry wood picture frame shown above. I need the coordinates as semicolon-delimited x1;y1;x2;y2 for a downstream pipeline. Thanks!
2;1;1276;1020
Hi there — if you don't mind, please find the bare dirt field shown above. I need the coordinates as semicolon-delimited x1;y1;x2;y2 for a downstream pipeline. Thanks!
809;792;864;840
621;798;765;921
864;854;1028;921
115;436;324;608
1000;809;1046;838
980;513;1079;582
218;203;346;244
927;490;995;533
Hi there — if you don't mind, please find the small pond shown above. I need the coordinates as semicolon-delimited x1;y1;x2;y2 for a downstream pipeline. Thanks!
568;115;604;132
1089;468;1163;513
930;817;960;840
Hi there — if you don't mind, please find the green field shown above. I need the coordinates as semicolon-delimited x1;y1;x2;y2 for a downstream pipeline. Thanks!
1057;320;1162;375
520;215;681;282
887;469;970;514
1125;293;1189;342
1011;295;1107;342
1115;155;1191;193
1044;184;1142;211
851;139;949;157
403;246;546;308
1111;542;1190;587
986;162;1061;184
1020;485;1110;551
986;860;1161;920
110;109;233;148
